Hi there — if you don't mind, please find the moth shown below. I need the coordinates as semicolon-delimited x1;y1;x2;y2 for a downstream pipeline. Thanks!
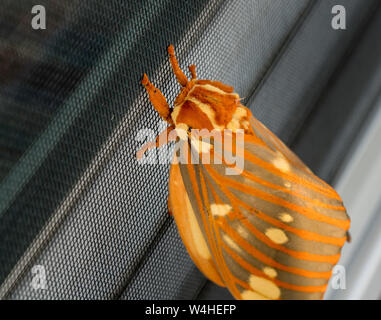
138;45;350;300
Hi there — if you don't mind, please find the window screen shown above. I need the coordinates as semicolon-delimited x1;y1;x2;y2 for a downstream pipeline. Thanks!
0;0;379;299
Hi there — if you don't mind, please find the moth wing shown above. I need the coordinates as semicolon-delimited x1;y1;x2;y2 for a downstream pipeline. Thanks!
245;108;310;173
168;161;225;287
173;118;350;300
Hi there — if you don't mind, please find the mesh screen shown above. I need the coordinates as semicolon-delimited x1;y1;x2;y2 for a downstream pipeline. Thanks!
0;0;377;299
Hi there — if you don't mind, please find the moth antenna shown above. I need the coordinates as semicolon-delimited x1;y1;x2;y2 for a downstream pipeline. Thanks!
188;64;197;80
141;73;173;124
168;44;188;87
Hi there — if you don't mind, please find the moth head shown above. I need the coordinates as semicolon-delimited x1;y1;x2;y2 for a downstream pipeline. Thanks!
168;45;250;134
139;45;251;158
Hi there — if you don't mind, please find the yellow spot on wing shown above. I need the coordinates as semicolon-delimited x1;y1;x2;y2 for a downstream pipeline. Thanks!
236;225;250;238
223;234;243;254
241;290;270;300
248;275;281;299
189;210;211;260
263;267;278;278
265;228;288;244
210;203;232;217
185;193;211;260
272;152;290;172
278;212;294;223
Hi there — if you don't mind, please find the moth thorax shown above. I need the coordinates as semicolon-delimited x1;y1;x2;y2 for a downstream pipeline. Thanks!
171;81;249;132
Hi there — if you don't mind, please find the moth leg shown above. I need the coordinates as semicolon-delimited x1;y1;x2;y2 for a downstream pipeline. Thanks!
188;64;197;80
168;44;188;87
136;125;176;160
141;73;173;124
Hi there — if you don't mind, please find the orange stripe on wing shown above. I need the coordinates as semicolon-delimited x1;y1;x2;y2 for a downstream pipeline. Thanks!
222;242;328;293
209;176;347;247
205;165;350;230
242;137;341;200
235;196;346;247
241;168;346;211
218;219;333;279
247;115;310;173
205;170;347;247
184;150;241;298
211;147;340;212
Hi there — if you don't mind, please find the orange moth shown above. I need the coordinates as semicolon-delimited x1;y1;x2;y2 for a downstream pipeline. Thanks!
138;45;350;300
